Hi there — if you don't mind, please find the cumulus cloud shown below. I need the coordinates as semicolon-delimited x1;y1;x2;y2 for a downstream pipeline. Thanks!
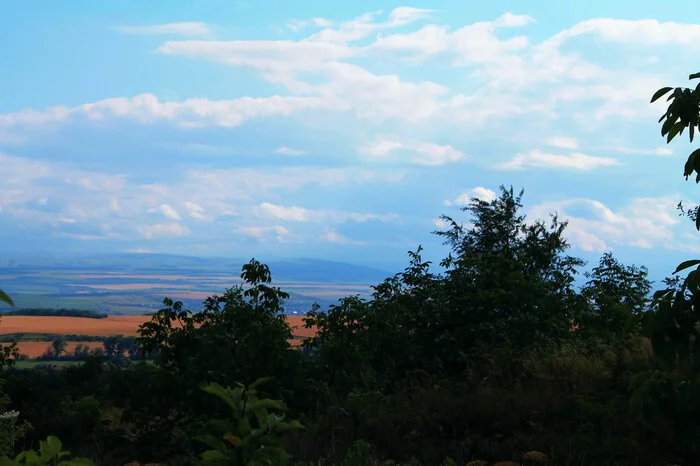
142;222;190;239
318;229;366;245
0;94;334;129
362;138;465;165
237;225;290;242
0;152;404;247
5;8;700;260
115;22;212;38
547;18;700;48
256;202;397;223
614;146;674;156
444;187;497;207
528;196;681;252
183;201;209;220
274;146;307;155
499;150;619;170
150;204;181;220
546;136;578;149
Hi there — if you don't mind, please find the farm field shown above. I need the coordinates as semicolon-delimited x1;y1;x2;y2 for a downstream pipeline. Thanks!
0;315;317;359
15;341;104;358
0;315;150;336
0;315;315;336
0;256;386;315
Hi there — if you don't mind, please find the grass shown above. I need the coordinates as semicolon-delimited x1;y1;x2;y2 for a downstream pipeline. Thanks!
13;360;82;369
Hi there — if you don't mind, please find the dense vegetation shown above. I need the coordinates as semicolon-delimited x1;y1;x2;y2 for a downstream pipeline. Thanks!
2;73;700;466
0;309;108;319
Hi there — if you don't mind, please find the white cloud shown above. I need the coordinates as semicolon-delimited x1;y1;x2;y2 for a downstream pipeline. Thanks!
370;12;533;64
0;93;334;128
237;225;290;242
124;248;152;254
285;19;308;32
529;196;681;253
313;18;334;27
142;222;190;239
183;201;209;220
274;146;307;155
614;146;674;156
116;22;212;38
256;202;397;223
433;218;451;229
448;187;497;206
549;18;700;48
362;138;464;165
318;229;366;245
150;204;181;220
546;136;578;149
500;150;619;170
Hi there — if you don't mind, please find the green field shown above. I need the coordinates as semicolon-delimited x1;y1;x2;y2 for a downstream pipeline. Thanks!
13;360;82;369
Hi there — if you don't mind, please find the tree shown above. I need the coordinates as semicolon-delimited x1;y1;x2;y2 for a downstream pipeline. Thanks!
628;72;700;456
50;337;66;359
641;74;700;367
578;252;651;338
433;186;584;356
138;259;296;389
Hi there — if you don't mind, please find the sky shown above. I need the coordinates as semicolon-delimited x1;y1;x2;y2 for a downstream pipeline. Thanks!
1;0;700;281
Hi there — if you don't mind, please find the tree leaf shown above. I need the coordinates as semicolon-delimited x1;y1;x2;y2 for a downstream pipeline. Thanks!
651;87;674;103
690;72;700;80
668;121;686;143
0;290;14;307
673;260;700;275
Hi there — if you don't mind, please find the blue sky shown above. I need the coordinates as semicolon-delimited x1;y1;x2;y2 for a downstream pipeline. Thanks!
2;0;700;281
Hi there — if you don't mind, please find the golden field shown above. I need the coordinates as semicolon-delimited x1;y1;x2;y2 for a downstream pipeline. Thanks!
0;315;318;358
15;341;105;358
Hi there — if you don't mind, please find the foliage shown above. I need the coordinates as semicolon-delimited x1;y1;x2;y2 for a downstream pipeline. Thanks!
0;436;93;466
0;379;32;457
626;71;700;460
433;187;584;358
138;259;295;389
577;252;651;339
196;378;303;466
0;291;13;308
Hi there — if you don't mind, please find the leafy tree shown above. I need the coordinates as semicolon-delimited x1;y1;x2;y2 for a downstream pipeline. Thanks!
578;252;651;338
433;186;584;362
102;337;119;359
43;338;66;360
138;259;295;389
71;345;89;361
628;72;700;458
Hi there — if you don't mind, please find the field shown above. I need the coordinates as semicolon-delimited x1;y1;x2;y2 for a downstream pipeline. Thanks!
15;341;105;358
13;360;83;369
0;256;385;316
0;315;150;336
0;315;318;359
